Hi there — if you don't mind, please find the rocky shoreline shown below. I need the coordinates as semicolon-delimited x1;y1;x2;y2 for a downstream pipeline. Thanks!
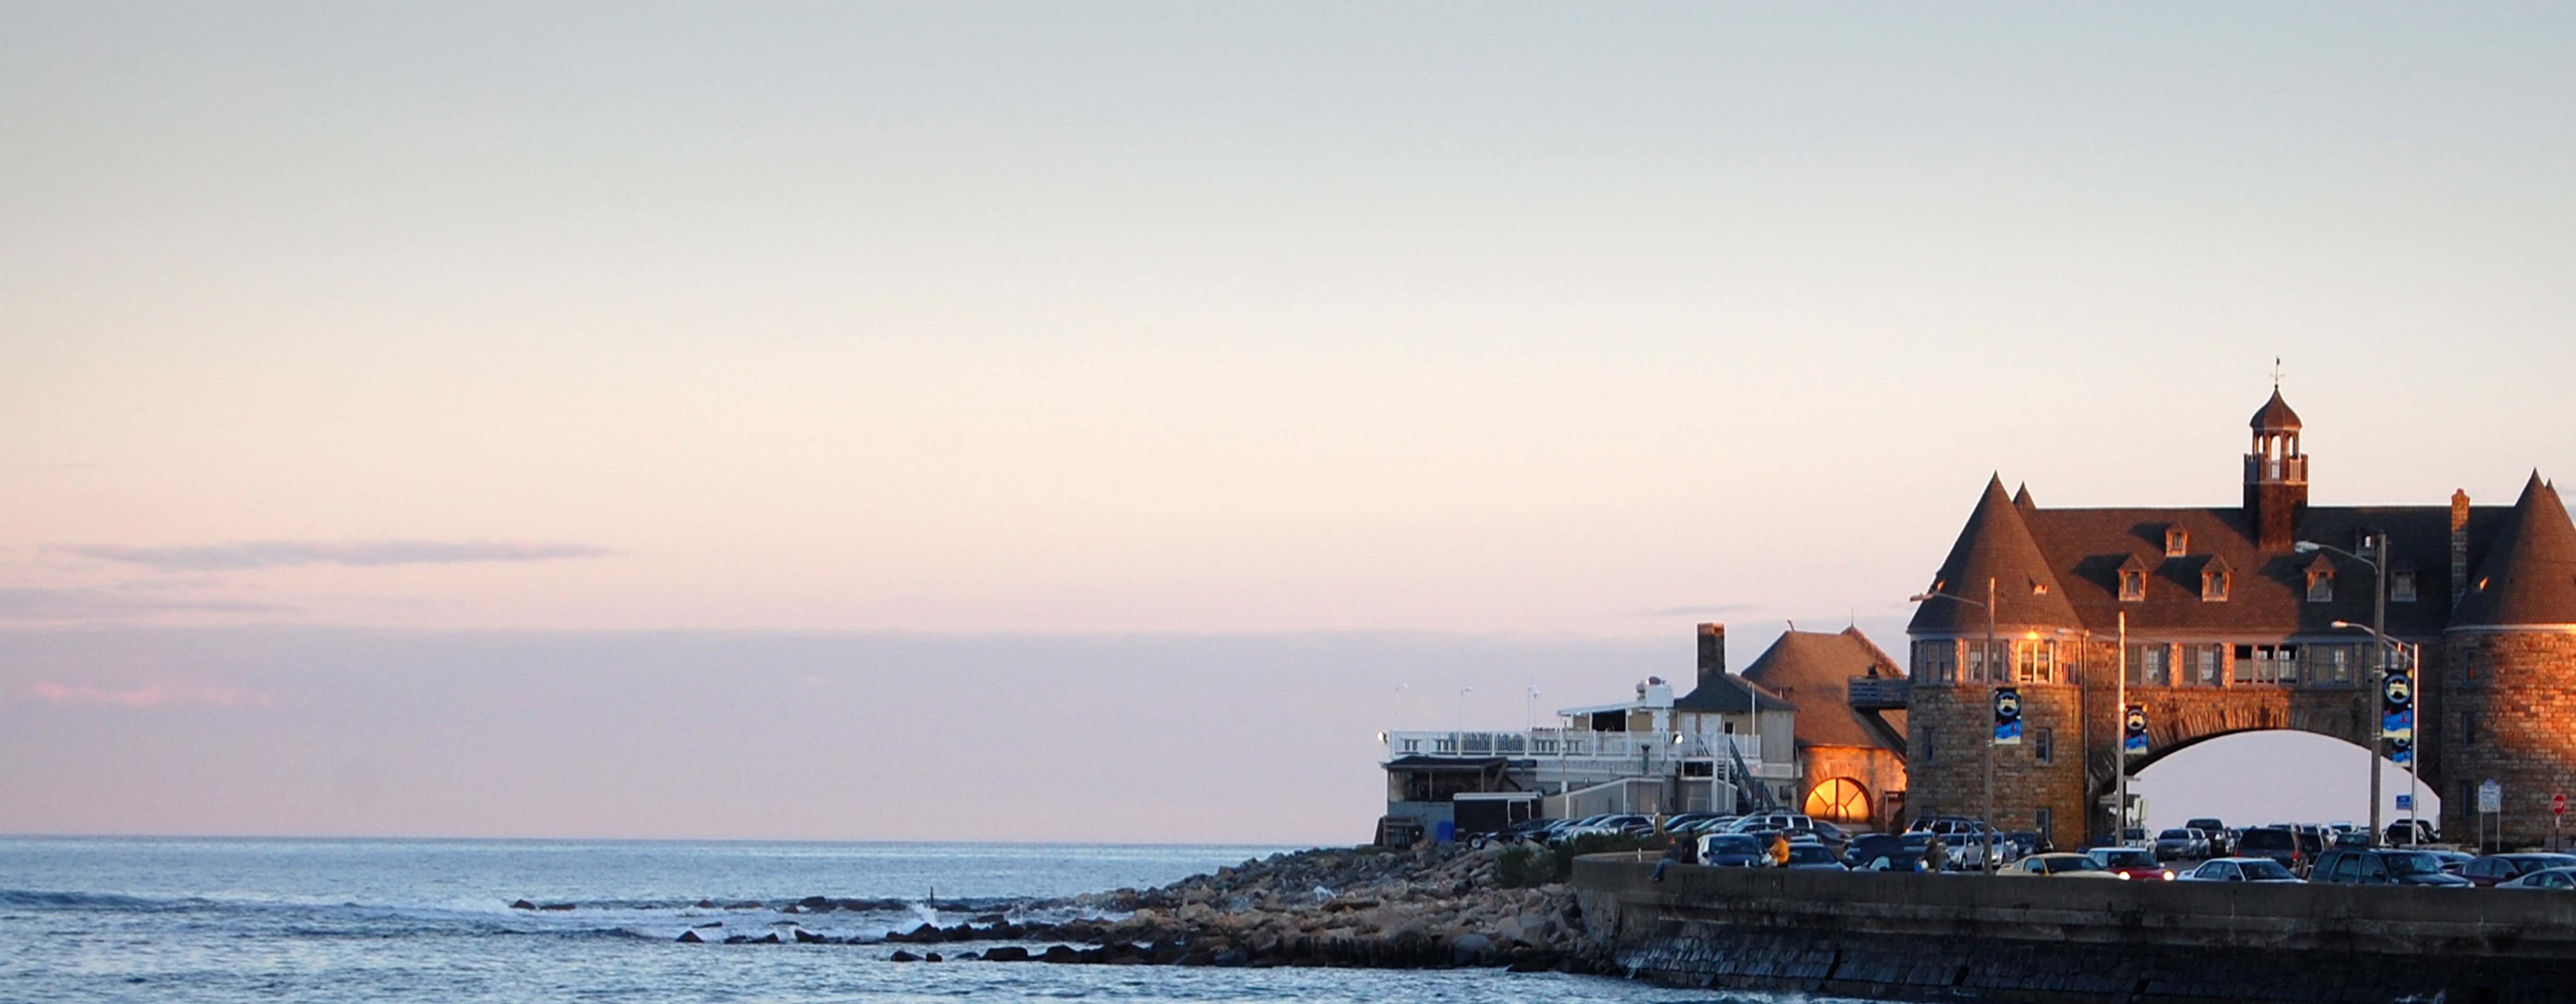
630;843;1609;973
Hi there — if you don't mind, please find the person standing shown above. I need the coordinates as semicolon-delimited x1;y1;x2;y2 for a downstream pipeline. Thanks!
1768;831;1791;868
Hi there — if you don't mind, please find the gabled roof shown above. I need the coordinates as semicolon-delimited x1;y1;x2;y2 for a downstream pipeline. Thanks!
1907;476;2082;634
1738;627;1906;752
1672;671;1796;714
2251;389;2302;431
2019;503;2498;637
2452;473;2576;628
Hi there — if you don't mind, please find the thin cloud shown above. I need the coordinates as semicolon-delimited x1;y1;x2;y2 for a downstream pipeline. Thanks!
27;681;276;708
0;588;284;620
62;540;612;571
1633;603;1756;618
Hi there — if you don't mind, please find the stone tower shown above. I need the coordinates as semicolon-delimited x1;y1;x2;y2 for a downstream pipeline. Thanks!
2440;473;2576;847
2243;389;2308;552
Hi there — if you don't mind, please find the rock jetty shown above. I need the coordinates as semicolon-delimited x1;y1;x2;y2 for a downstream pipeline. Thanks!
1012;843;1603;972
648;843;1609;972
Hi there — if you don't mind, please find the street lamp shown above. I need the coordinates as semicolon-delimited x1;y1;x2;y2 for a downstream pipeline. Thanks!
2297;534;2391;847
1910;576;1999;873
2329;618;2420;846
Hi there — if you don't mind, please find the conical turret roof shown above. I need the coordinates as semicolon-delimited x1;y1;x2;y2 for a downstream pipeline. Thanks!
2250;389;2303;431
1907;475;2081;633
2452;473;2576;628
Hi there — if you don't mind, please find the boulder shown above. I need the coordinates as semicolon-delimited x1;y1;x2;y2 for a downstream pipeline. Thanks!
510;900;537;911
793;929;829;944
1451;933;1498;966
1039;944;1082;963
888;950;921;962
983;946;1030;962
677;930;706;943
923;952;942;963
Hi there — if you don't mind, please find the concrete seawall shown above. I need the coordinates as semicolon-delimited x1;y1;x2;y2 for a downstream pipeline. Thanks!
1573;855;2576;1004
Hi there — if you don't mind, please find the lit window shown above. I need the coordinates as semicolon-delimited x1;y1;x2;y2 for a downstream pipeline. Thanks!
2165;528;2188;556
2119;570;2145;601
2031;581;2049;596
2392;572;2418;602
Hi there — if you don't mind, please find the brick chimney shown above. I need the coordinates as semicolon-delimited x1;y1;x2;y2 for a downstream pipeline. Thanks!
1696;623;1727;688
2451;488;2471;605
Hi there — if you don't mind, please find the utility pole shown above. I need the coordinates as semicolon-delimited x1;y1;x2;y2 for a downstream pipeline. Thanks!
2116;611;2128;843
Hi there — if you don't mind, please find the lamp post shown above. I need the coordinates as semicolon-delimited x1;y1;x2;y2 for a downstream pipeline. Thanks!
2299;533;2391;848
1910;576;1999;873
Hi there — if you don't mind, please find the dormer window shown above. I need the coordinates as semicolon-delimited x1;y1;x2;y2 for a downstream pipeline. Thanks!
2164;528;2189;557
2303;554;2335;603
2201;561;2232;601
2119;569;2145;601
2392;572;2418;602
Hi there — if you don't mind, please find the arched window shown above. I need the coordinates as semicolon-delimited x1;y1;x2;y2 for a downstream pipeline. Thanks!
1804;777;1872;822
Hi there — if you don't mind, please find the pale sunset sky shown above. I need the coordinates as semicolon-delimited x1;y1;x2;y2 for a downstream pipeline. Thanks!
3;3;2569;842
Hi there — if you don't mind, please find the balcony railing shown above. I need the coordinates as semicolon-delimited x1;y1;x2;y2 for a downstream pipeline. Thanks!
1384;728;1765;763
1847;676;1911;710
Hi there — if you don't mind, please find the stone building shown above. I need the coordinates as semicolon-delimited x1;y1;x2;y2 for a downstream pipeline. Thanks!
1898;388;2576;847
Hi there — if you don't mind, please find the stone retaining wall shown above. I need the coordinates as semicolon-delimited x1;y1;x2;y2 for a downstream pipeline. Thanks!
1574;854;2576;1004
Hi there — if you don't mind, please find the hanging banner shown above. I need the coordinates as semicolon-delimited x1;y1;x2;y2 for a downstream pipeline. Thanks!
1993;687;2022;746
2123;704;2149;756
2382;667;2415;766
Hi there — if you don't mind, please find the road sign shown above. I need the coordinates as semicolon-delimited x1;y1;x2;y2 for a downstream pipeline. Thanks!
2478;779;2503;814
2555;792;2566;817
2396;795;2413;812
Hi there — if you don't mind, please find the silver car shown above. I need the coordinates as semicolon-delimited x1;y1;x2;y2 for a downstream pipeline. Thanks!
2496;867;2576;890
2178;857;2302;883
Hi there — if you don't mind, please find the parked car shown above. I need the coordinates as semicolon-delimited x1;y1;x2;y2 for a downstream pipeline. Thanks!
2002;852;2122;878
2426;850;2474;875
1784;843;1848;870
1843;833;1928;872
2233;827;2304;875
2496;867;2576;890
2461;853;2576;887
2153;828;2209;861
2179;857;2303;883
2383;819;2440;846
2310;849;2473;887
2004;831;2048;858
1697;833;1769;868
2183;819;2231;856
2089;847;2174;881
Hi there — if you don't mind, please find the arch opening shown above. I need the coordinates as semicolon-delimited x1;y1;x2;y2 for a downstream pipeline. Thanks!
2126;730;2439;837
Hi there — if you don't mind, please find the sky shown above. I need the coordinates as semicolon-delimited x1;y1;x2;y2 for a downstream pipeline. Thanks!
1;3;2567;842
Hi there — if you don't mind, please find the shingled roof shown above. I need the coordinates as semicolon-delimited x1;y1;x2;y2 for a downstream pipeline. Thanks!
1672;671;1797;714
2251;389;2303;430
1739;627;1906;751
2452;474;2576;628
1907;475;2082;634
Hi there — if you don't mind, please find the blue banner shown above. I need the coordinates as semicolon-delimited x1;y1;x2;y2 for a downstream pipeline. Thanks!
2123;704;2148;756
2383;669;2415;766
1993;687;2022;746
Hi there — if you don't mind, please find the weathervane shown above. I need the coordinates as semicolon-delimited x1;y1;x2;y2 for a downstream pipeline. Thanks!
2272;356;2284;390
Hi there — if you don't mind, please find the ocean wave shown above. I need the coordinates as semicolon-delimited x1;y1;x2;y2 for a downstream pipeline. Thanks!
0;888;220;912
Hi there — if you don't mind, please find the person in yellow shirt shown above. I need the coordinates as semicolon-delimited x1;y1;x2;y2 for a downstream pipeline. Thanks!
1768;831;1791;867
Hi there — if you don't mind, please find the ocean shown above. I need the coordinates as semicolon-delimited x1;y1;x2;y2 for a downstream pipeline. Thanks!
0;836;1807;1004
